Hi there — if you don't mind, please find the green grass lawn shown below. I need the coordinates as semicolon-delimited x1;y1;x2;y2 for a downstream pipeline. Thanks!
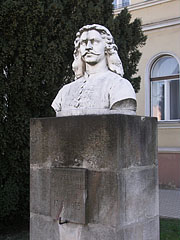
160;218;180;240
0;218;179;240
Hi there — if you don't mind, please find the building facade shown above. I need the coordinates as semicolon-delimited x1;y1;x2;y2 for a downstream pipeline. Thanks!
114;0;180;188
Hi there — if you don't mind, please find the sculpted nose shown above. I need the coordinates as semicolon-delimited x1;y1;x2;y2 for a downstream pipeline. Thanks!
85;41;93;50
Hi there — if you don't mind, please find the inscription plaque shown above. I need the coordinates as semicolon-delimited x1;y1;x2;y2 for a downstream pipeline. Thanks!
51;167;87;224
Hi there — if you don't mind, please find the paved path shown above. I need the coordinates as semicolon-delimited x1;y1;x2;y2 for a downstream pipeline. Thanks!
159;189;180;219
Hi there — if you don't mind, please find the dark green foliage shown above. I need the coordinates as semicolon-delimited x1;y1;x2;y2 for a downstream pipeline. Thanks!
0;231;29;240
111;8;147;91
0;0;146;226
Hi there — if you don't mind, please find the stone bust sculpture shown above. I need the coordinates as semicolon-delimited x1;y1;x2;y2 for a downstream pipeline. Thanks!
52;24;136;116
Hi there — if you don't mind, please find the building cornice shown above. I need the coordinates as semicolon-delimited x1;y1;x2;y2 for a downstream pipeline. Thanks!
158;121;180;129
142;17;180;31
114;0;172;14
158;147;180;153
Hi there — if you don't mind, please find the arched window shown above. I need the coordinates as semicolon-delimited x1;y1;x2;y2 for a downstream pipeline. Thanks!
151;55;180;121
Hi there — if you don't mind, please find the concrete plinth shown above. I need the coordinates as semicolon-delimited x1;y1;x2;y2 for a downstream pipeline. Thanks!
30;114;159;240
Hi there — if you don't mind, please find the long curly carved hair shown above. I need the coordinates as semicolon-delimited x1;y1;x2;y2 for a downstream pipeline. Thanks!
72;24;124;79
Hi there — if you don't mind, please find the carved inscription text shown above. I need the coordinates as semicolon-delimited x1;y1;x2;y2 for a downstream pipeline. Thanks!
50;168;87;224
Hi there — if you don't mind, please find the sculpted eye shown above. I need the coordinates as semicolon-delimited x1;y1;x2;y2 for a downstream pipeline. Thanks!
94;39;100;44
80;40;87;46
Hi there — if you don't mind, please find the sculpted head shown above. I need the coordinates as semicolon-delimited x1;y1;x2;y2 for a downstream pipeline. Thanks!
72;24;124;79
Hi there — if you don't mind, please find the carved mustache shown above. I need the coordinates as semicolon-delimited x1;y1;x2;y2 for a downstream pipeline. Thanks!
82;51;101;57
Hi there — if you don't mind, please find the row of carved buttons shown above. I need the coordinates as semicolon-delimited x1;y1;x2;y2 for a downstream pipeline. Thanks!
74;79;87;108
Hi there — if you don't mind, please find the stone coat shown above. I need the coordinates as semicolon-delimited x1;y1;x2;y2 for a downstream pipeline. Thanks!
52;70;136;116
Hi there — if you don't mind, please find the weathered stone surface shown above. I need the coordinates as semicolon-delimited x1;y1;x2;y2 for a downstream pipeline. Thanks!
30;213;59;240
87;171;118;226
117;116;157;169
51;167;87;224
87;167;158;226
116;216;159;240
58;217;159;240
30;168;51;216
142;216;160;240
30;166;158;227
59;223;116;240
117;166;159;226
30;114;157;170
30;114;159;240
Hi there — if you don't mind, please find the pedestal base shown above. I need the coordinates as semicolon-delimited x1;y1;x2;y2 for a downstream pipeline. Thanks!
30;114;159;240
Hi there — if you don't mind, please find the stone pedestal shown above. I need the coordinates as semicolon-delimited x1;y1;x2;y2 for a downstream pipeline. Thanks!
30;114;159;240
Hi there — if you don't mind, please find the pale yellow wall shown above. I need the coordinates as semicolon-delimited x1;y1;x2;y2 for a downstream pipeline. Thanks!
136;25;180;116
158;127;180;148
131;0;142;4
135;43;147;116
130;0;180;25
126;0;180;149
114;0;180;21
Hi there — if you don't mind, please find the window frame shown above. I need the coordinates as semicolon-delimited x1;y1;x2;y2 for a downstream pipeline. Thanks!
145;53;180;121
150;55;180;121
113;0;130;9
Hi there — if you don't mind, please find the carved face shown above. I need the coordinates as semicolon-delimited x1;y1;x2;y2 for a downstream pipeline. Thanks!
79;30;106;65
